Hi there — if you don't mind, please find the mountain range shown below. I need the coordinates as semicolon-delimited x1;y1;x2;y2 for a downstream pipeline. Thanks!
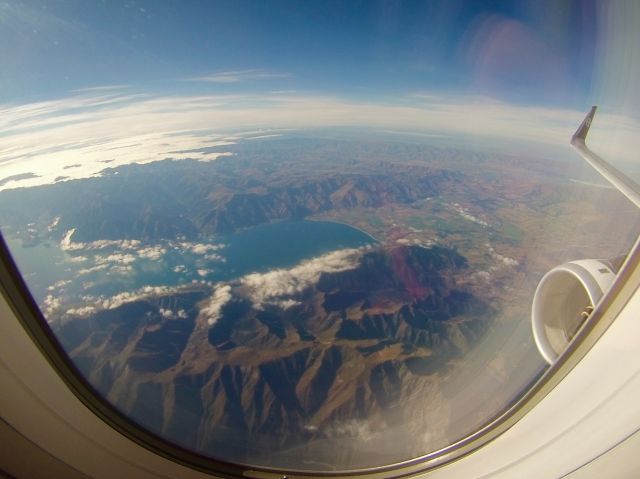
54;244;491;469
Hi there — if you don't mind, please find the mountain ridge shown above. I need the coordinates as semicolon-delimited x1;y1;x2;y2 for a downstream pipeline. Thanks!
54;243;492;469
0;156;463;242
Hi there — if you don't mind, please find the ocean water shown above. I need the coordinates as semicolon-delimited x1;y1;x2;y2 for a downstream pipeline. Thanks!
5;220;376;316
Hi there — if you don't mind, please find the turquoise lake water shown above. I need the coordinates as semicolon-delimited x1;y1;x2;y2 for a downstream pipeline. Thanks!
5;220;376;313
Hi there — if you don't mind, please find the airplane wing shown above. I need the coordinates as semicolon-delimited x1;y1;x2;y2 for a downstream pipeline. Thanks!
571;106;640;209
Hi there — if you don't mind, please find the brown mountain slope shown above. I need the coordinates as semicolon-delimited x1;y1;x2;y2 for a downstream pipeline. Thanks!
56;244;492;470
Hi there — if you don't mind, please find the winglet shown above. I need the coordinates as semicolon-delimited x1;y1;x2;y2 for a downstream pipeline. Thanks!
570;105;640;209
571;105;597;144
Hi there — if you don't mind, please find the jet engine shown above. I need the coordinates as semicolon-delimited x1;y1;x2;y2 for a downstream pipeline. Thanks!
531;259;616;364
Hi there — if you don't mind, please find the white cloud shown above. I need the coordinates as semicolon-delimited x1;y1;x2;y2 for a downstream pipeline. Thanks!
47;279;71;291
137;245;166;260
63;231;163;275
99;285;183;310
1;90;639;192
0;95;237;189
41;247;364;324
498;255;518;267
67;255;88;263
42;294;62;316
194;247;365;324
486;243;519;268
275;299;300;310
60;236;173;279
77;264;109;276
60;229;81;251
95;253;137;265
60;229;141;251
179;242;224;255
245;134;283;140
239;247;364;309
186;69;290;84
201;285;233;325
65;306;96;316
48;216;61;231
156;308;189;320
72;85;130;93
56;284;199;317
449;203;489;227
108;265;134;275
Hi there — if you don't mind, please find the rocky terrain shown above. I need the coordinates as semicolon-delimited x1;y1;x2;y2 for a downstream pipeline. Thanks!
54;244;492;469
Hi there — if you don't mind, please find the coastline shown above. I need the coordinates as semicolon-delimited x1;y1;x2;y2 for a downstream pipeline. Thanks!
305;217;380;244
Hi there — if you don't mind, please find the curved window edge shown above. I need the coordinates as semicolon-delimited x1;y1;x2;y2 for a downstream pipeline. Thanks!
1;225;640;479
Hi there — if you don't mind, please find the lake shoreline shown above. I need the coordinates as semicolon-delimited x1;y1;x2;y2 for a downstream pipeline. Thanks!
306;217;380;244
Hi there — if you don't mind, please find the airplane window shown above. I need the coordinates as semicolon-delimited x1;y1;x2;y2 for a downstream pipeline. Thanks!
1;0;639;474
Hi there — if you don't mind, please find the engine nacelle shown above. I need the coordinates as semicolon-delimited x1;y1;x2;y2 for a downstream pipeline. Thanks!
532;259;616;364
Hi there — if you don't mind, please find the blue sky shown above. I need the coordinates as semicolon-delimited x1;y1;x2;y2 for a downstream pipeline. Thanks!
1;0;598;106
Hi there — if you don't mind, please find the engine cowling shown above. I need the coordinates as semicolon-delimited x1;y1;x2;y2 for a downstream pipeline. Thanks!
532;259;616;364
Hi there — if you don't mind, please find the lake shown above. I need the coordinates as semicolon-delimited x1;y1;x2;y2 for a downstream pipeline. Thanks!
4;220;376;316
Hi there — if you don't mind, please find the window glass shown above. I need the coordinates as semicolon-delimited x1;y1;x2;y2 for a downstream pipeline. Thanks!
1;0;639;472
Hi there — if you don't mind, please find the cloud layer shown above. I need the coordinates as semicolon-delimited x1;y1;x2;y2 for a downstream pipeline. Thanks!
201;285;233;325
46;241;366;326
239;247;364;308
2;90;639;191
38;231;230;319
61;228;141;251
199;247;366;326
